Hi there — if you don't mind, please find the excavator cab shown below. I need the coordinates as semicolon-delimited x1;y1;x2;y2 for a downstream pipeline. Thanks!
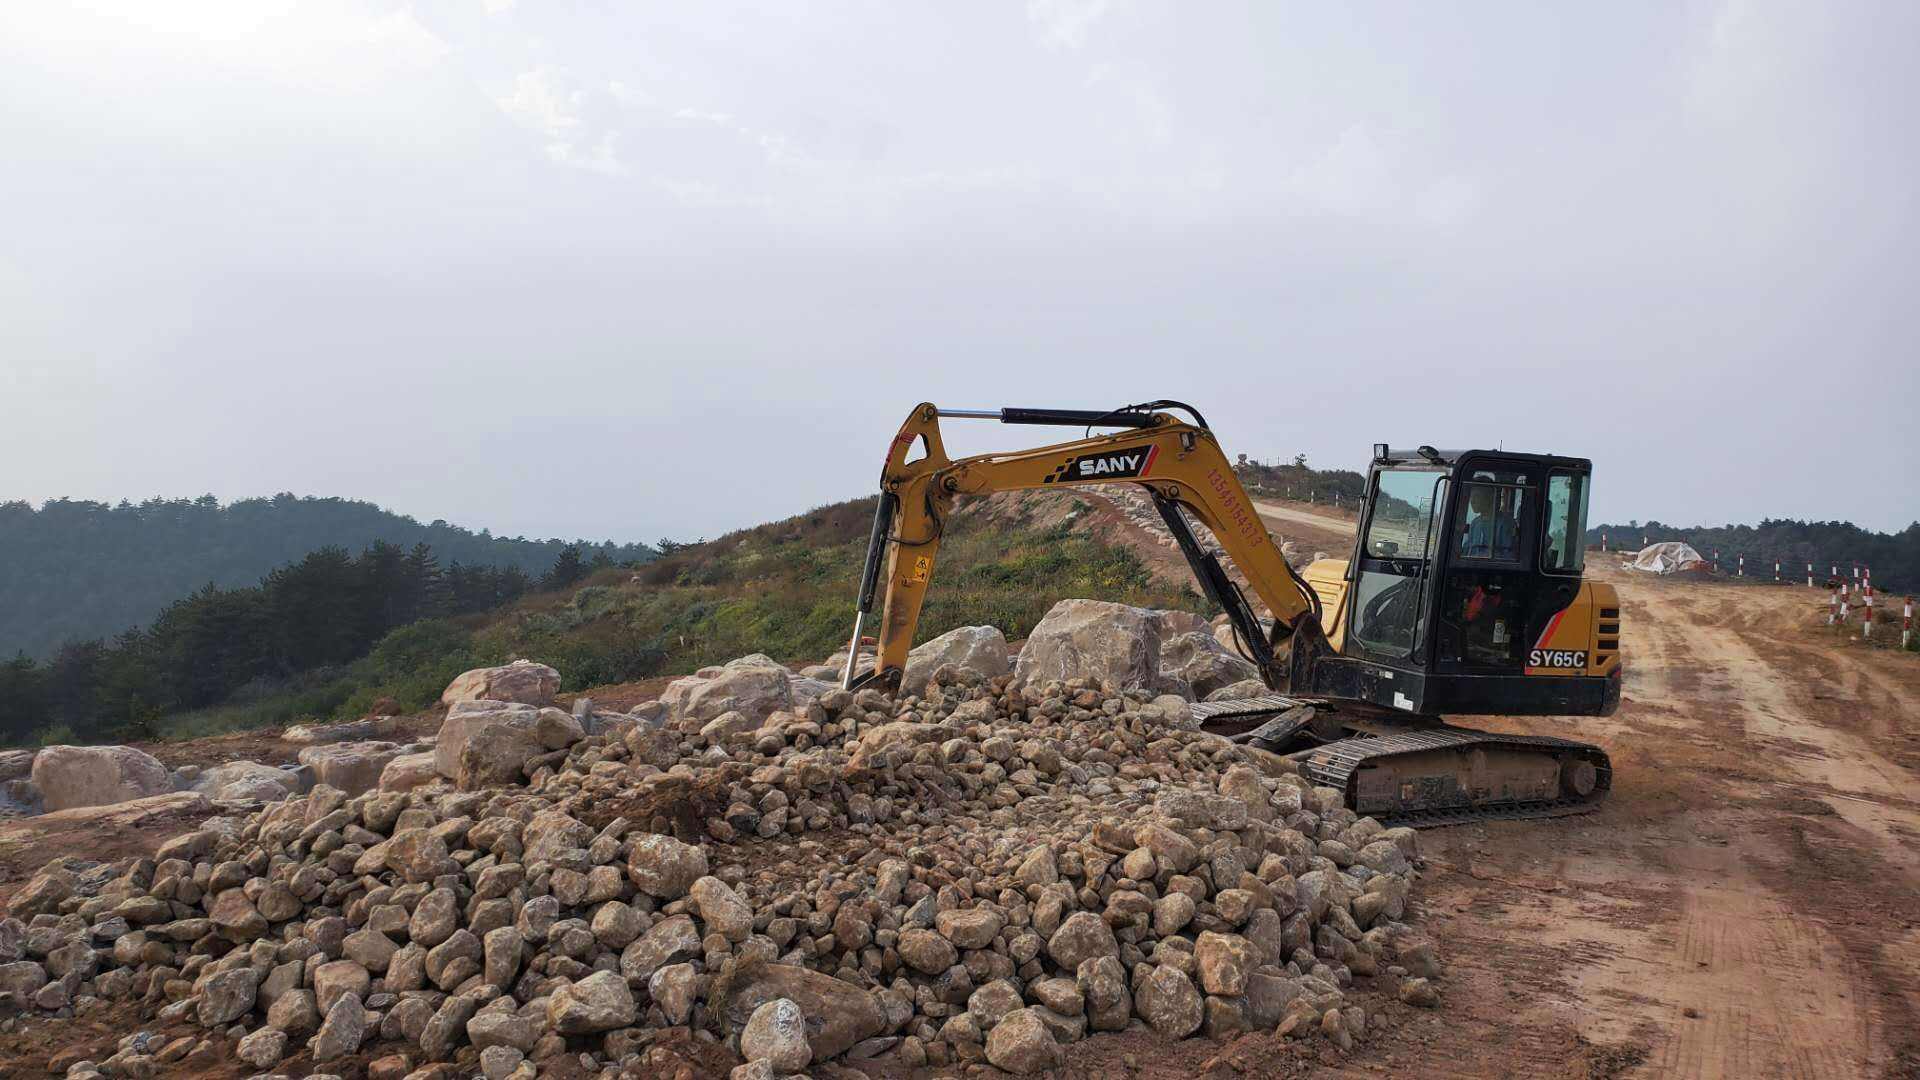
1296;445;1621;719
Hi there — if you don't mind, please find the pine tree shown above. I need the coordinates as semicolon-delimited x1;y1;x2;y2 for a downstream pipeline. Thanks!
543;545;587;591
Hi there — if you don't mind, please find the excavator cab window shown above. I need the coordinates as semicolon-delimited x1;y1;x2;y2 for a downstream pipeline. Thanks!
1455;472;1528;562
1543;470;1588;573
1437;464;1539;670
1349;468;1447;662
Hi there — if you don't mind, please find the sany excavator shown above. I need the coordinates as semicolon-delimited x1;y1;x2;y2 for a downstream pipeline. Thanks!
841;401;1620;825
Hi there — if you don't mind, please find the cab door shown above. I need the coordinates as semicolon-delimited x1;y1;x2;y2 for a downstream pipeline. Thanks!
1432;460;1540;673
1346;467;1448;672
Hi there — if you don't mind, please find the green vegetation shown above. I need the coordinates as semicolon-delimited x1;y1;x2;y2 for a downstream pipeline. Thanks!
0;542;599;746
0;494;655;660
1589;518;1920;594
1233;458;1367;508
3;495;1204;744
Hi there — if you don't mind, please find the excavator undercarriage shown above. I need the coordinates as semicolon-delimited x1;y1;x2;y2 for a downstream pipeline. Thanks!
1189;696;1612;826
844;401;1620;828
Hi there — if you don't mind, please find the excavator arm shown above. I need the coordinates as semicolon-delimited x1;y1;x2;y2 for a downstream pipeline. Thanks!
842;402;1333;692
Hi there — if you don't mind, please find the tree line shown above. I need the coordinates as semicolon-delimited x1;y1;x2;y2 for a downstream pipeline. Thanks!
1231;457;1368;507
1587;518;1920;593
0;494;655;660
0;540;609;746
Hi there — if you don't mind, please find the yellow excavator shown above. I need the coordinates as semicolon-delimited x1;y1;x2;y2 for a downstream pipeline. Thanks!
841;400;1620;825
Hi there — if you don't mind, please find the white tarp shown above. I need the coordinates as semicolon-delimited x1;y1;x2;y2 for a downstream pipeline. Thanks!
1627;541;1709;575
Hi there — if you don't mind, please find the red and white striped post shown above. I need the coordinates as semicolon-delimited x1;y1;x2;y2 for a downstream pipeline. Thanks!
1773;559;1780;583
1737;554;1744;577
1807;562;1814;588
1863;583;1874;639
1602;531;1609;552
1904;597;1913;650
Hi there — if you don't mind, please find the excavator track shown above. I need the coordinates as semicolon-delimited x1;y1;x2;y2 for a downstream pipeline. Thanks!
1295;727;1611;827
1190;697;1612;827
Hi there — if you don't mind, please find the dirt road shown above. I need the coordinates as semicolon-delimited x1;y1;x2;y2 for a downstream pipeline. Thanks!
1250;498;1358;547
1354;568;1920;1079
1228;502;1920;1077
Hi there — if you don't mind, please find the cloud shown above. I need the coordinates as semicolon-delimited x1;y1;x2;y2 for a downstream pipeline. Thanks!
495;66;628;175
0;3;1912;542
1028;0;1111;51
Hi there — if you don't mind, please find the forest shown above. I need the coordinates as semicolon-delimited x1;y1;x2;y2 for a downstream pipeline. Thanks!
0;540;607;746
0;494;654;659
1587;518;1920;593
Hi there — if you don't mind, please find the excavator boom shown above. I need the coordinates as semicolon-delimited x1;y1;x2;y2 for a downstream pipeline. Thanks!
843;402;1328;693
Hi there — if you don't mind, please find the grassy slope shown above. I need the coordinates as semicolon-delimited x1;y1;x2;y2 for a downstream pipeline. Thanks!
160;493;1204;738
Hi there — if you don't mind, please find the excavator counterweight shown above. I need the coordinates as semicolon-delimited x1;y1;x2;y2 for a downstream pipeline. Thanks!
842;402;1619;826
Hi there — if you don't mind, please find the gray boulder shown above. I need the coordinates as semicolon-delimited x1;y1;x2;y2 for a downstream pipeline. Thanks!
1160;631;1261;699
436;702;583;789
30;745;170;811
901;625;1010;696
1012;599;1164;693
195;760;305;802
676;657;792;730
296;742;404;797
0;749;35;783
440;659;559;707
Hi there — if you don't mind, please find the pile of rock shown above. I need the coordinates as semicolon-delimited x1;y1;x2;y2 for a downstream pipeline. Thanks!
0;617;1442;1079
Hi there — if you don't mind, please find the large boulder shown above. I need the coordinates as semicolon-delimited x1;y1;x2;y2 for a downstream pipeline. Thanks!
901;626;1010;697
296;742;404;797
440;660;560;708
0;750;35;783
1155;610;1213;638
1012;599;1165;693
0;793;207;849
435;701;572;788
282;716;397;745
1160;631;1261;700
195;761;305;803
787;677;836;709
723;963;885;1064
30;745;170;811
676;657;792;730
378;752;440;793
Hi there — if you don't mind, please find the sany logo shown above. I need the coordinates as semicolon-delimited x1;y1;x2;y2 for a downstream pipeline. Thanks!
1080;452;1143;477
1044;445;1159;483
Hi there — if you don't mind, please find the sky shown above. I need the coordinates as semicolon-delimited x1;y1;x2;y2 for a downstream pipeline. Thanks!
2;1;1915;543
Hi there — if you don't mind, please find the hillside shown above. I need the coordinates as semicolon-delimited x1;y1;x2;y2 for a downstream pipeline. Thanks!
0;494;656;659
1587;517;1920;592
0;490;1203;745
